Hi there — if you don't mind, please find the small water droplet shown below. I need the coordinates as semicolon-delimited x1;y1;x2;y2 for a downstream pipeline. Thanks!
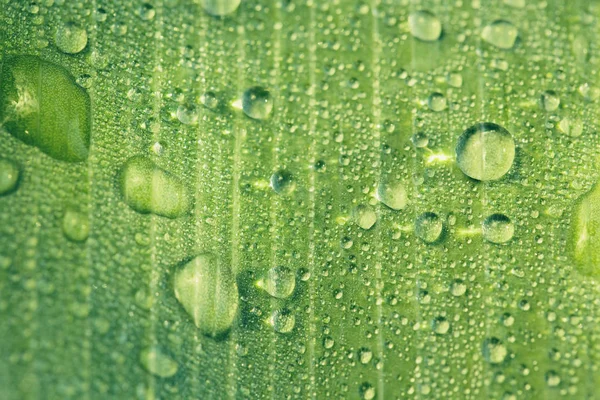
481;20;518;49
0;159;20;195
200;0;241;16
139;347;178;378
482;213;514;244
359;382;376;400
540;90;560;112
545;370;561;387
176;103;199;125
55;22;88;54
242;86;272;120
259;265;296;299
138;3;156;20
270;308;295;334
358;347;373;364
408;10;442;42
62;209;90;242
455;122;515;181
415;212;443;244
482;337;507;364
432;316;450;334
450;279;466;296
427;92;447;112
353;205;377;230
200;91;219;109
376;181;408;210
270;170;296;195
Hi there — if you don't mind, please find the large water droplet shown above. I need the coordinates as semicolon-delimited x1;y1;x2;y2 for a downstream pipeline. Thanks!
482;337;507;364
359;382;376;400
415;212;443;244
0;159;20;195
427;92;447;112
55;22;88;54
353;204;377;230
201;0;241;16
118;156;191;218
242;86;272;120
62;209;90;243
259;265;296;299
569;183;600;276
139;347;178;378
540;90;560;112
376;181;408;210
408;10;442;42
481;20;518;49
482;213;514;244
173;254;239;337
270;170;295;195
0;56;91;162
270;308;295;334
455;122;515;181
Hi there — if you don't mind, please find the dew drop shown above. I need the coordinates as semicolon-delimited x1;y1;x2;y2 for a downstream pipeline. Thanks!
242;86;272;120
540;90;560;112
62;209;90;243
427;92;447;112
415;212;443;244
358;347;373;364
138;3;156;20
201;91;219;109
270;170;295;195
408;10;442;42
482;213;514;244
201;0;241;16
270;308;295;334
482;337;507;364
176;103;199;125
173;254;239;338
545;370;561;387
0;159;20;195
455;122;515;181
376;181;408;210
139;347;178;378
359;382;376;400
558;117;583;137
259;265;296;299
119;156;191;218
569;183;600;276
411;132;429;148
54;22;88;54
481;20;518;49
450;279;467;296
0;56;91;162
353;204;377;230
432;316;450;334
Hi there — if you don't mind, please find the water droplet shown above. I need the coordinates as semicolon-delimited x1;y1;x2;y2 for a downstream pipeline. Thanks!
558;117;583;137
540;90;560;112
503;0;525;8
242;86;272;120
62;209;90;243
359;382;376;400
270;308;295;334
270;170;296;195
139;347;178;378
259;265;295;299
545;370;561;387
446;72;463;88
200;0;241;16
482;337;507;364
415;212;443;244
358;347;373;364
201;91;219;109
118;156;191;218
376;181;408;210
455;122;515;181
176;103;198;125
55;22;88;54
432;316;450;334
173;254;239;337
482;214;514;244
427;92;447;112
481;20;518;49
353;204;377;230
0;159;20;195
411;132;429;148
138;3;156;20
408;10;442;42
0;56;91;162
569;183;600;276
450;279;467;296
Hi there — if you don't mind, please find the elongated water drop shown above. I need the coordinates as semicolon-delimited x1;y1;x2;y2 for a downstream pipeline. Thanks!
0;55;91;162
0;159;20;195
173;254;239;337
118;156;191;218
139;347;178;378
569;183;600;276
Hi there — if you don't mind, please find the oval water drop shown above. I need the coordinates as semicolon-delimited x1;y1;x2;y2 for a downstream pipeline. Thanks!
260;265;296;299
353;204;377;230
0;159;20;195
201;0;241;16
482;213;514;244
408;10;442;42
415;212;443;244
62;209;90;243
270;308;295;334
455;122;515;181
55;22;88;54
376;181;408;210
242;86;272;120
173;254;239;338
481;20;518;50
482;337;507;364
139;347;178;378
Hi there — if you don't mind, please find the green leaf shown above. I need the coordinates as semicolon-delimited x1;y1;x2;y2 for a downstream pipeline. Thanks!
0;0;599;399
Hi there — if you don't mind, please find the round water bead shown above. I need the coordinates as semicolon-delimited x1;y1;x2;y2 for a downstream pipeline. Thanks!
415;212;444;244
427;92;447;112
242;86;272;120
270;308;295;334
201;0;241;16
482;213;514;244
455;122;515;181
376;181;408;210
270;170;295;194
408;10;442;41
62;209;90;242
481;20;518;49
260;265;296;299
482;337;508;364
353;204;377;230
55;22;88;54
